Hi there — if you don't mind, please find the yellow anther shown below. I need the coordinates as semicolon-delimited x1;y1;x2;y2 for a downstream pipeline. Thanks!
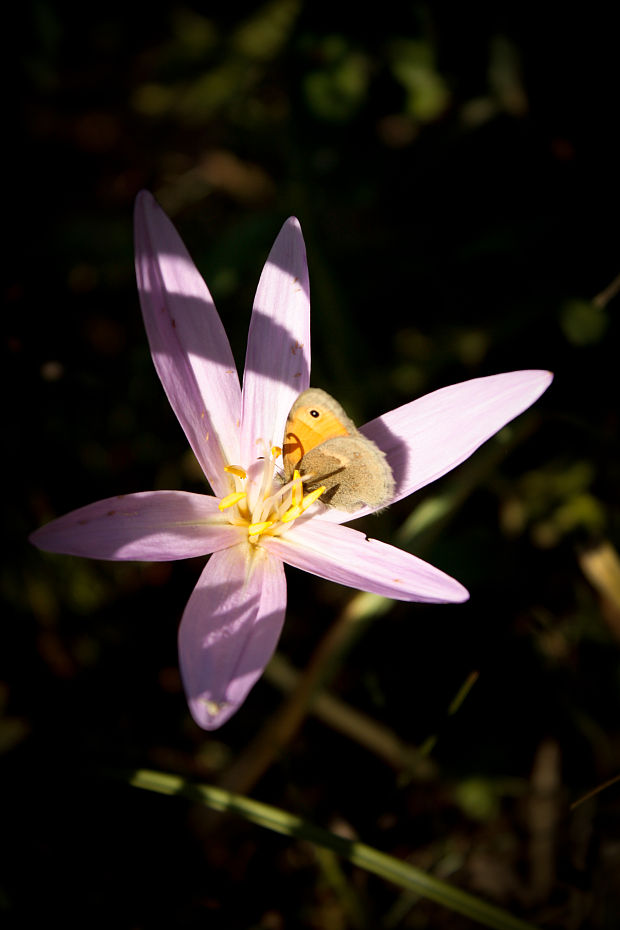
292;470;303;507
271;445;282;459
281;505;302;523
224;465;247;479
301;486;326;511
218;491;247;511
248;520;273;536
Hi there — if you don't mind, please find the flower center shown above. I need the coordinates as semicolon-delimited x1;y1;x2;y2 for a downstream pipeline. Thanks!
217;441;325;543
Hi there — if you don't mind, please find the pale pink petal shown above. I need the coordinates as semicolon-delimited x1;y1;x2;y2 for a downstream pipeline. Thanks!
264;520;468;603
134;192;242;495
323;370;553;523
179;545;286;729
240;218;311;464
29;491;243;560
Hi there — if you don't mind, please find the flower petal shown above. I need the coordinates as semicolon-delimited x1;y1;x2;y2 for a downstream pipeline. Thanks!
240;217;311;464
179;545;286;729
134;192;242;495
264;520;468;603
29;491;243;560
324;370;553;522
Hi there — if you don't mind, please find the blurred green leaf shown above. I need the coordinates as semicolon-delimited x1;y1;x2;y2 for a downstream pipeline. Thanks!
560;298;608;345
388;38;450;122
304;38;370;121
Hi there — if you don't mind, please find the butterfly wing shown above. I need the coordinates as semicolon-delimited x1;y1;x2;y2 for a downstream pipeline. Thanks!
299;435;395;512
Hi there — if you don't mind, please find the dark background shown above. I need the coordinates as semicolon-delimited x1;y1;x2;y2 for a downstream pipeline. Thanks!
4;2;620;927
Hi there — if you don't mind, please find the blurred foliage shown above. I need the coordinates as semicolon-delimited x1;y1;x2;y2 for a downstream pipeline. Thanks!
5;1;620;928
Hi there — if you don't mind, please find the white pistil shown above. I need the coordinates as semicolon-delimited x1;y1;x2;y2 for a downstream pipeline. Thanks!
255;439;279;514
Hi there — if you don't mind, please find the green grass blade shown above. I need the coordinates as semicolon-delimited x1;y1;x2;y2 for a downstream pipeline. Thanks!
129;768;539;930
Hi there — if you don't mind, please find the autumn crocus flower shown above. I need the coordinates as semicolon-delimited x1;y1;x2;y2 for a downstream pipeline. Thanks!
30;192;553;729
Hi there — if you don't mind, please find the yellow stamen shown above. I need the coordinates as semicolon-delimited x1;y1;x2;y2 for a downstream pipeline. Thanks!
301;486;326;511
292;469;303;507
224;465;247;479
218;491;247;511
248;520;273;536
281;505;303;523
271;445;282;459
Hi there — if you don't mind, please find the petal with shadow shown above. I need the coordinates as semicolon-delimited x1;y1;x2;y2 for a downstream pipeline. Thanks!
29;491;242;560
134;192;242;494
241;217;311;464
179;545;286;729
364;370;553;505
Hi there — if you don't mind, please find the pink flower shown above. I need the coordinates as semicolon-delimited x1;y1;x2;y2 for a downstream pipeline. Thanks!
30;192;553;729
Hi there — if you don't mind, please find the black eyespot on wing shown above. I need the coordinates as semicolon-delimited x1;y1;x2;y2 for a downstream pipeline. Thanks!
309;409;320;418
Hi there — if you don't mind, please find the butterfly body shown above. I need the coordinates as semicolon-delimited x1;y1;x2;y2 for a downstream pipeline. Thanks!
282;388;394;513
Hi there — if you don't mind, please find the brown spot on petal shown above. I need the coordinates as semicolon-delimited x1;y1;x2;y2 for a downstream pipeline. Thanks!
107;510;116;516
